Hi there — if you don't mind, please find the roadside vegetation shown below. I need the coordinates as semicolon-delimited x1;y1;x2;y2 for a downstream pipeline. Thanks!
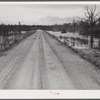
0;22;35;54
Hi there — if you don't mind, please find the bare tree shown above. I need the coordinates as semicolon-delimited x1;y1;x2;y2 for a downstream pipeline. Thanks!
84;5;100;48
73;19;77;33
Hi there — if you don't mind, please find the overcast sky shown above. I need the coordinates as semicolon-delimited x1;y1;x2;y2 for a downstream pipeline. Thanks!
0;3;100;25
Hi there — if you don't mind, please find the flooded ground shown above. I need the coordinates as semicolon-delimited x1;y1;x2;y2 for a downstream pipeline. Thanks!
47;31;100;49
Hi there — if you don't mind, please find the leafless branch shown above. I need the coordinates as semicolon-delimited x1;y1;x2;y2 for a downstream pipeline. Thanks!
84;5;100;25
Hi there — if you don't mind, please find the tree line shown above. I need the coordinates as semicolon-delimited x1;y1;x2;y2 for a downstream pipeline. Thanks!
0;24;33;36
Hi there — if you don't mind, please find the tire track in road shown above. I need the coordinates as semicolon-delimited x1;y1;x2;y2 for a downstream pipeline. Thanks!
30;33;41;89
38;33;47;89
41;32;75;89
7;32;40;89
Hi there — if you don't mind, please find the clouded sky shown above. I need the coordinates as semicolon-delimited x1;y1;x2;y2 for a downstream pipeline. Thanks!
0;3;100;25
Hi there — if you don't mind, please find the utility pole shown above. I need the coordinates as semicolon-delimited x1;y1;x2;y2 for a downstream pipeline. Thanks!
19;22;21;34
72;19;76;47
0;23;4;54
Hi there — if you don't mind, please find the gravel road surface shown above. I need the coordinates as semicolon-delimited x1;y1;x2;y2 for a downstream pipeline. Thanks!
0;29;100;89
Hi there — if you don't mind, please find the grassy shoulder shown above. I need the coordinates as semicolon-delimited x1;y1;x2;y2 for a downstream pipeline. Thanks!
72;48;100;68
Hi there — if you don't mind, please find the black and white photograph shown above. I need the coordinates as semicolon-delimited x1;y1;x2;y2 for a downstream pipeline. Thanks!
0;2;100;90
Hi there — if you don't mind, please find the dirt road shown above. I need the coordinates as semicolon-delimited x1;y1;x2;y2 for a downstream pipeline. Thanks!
0;29;100;89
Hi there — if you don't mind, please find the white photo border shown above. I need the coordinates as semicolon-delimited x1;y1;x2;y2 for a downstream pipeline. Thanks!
0;1;100;99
